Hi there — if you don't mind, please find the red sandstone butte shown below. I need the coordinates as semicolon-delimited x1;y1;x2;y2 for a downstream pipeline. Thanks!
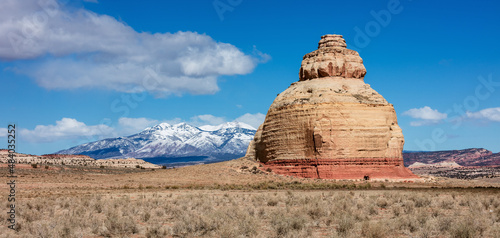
245;34;418;180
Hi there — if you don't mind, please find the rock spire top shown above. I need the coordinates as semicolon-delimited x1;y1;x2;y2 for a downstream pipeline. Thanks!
299;34;366;81
318;34;346;48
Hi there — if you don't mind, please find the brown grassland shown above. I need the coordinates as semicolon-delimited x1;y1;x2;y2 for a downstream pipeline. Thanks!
1;158;499;237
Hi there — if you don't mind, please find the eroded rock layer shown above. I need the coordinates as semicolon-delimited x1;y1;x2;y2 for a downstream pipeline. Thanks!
300;34;366;80
262;159;416;180
246;34;418;180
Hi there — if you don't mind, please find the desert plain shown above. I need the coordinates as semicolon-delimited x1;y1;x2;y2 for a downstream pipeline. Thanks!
1;157;499;238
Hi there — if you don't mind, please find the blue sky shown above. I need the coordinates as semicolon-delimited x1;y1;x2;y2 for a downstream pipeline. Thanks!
1;0;499;155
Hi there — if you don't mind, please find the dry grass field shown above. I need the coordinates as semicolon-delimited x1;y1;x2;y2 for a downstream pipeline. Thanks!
1;158;500;237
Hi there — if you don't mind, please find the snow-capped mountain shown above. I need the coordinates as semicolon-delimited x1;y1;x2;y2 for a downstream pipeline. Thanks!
56;122;256;164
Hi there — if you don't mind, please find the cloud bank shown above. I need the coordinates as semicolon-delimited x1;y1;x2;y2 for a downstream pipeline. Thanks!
189;114;227;127
403;106;500;126
0;0;265;96
466;107;500;122
402;106;448;126
2;113;265;143
19;118;114;143
189;113;265;128
234;113;266;128
0;128;7;137
118;117;159;135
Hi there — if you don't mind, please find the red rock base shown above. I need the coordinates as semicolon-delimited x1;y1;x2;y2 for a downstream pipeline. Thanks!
261;158;419;180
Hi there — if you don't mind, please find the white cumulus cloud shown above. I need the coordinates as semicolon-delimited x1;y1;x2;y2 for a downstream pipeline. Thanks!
234;113;265;129
118;117;159;135
408;120;439;127
403;106;448;120
466;107;500;122
189;113;266;128
403;106;447;126
0;128;7;137
20;118;114;143
0;0;265;96
189;114;227;126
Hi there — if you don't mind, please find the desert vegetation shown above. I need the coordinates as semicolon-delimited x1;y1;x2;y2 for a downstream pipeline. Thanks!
410;166;500;180
1;158;499;237
2;189;500;237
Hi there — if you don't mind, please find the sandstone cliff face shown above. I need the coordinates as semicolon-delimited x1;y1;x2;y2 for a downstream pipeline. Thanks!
246;34;417;180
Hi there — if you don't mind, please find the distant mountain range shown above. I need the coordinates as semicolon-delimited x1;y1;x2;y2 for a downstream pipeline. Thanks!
57;122;256;166
403;148;500;167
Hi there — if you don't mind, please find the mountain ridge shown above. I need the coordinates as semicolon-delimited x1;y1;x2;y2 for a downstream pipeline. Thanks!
403;148;500;167
56;121;256;163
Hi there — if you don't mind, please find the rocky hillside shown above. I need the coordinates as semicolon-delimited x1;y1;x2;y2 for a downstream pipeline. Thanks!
0;150;160;168
403;148;499;167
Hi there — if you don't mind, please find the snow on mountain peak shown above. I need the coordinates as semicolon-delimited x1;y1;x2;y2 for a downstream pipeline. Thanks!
173;122;195;129
56;121;257;160
143;122;171;132
199;121;256;131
